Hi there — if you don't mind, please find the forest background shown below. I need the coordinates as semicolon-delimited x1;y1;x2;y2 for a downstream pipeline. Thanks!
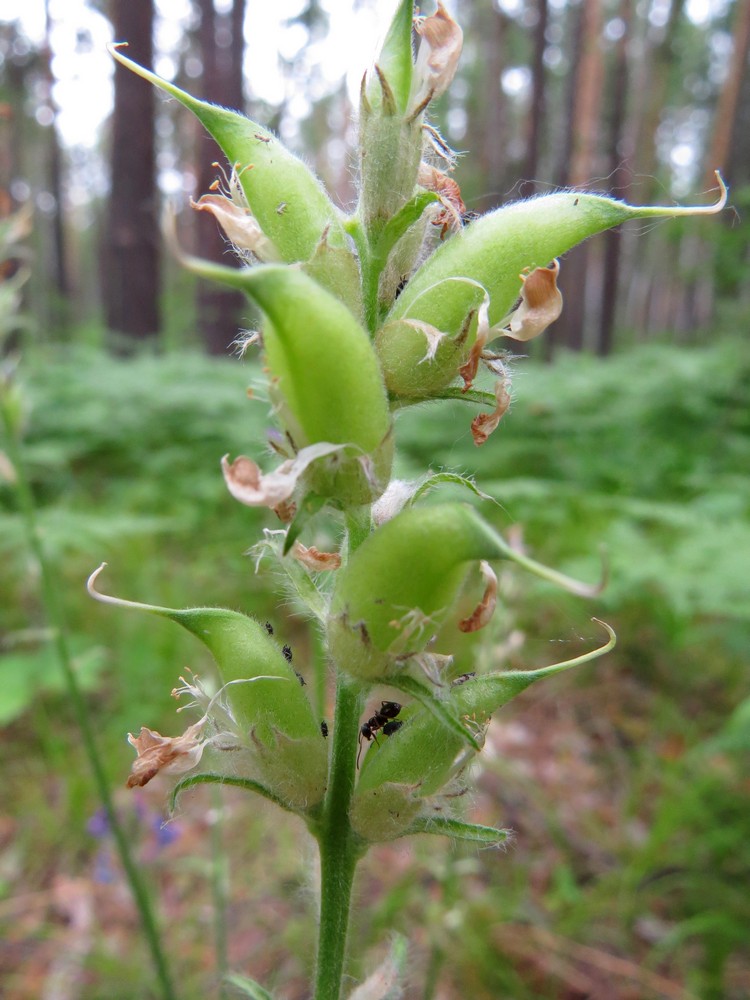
1;1;749;998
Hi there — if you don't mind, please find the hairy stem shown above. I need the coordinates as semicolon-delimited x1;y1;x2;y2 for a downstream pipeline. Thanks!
313;677;364;1000
211;786;229;997
312;506;373;1000
344;216;378;335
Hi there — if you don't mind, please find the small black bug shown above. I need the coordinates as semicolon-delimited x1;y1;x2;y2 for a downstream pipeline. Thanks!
320;721;329;738
357;701;402;766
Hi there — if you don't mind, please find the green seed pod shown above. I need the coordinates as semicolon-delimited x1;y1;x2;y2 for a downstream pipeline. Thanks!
350;698;456;841
351;623;615;840
327;503;505;679
358;84;423;233
381;182;727;397
376;278;486;397
359;0;419;229
110;45;346;265
169;607;317;741
182;259;394;505
366;0;414;115
88;567;326;809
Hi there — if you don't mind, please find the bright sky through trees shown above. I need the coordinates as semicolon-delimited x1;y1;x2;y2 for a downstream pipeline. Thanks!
1;0;404;148
2;0;725;149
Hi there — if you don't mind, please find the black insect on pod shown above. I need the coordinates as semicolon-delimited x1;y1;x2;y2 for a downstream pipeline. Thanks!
357;701;402;766
280;643;306;685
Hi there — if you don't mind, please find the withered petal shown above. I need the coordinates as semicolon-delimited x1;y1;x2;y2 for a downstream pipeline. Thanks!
503;260;563;342
458;560;498;632
222;443;346;510
458;296;490;391
292;542;342;571
191;193;280;261
126;722;206;788
471;381;511;446
413;2;463;106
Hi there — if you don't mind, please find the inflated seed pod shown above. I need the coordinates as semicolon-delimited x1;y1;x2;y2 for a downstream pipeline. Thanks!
359;0;418;231
327;503;505;679
358;1;462;234
379;182;727;398
366;0;414;116
87;567;327;809
183;260;394;506
110;45;346;265
351;624;616;841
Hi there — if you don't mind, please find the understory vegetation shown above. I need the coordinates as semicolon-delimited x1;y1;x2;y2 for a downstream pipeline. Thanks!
2;336;748;999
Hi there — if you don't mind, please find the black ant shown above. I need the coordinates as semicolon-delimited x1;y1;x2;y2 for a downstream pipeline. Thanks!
357;701;402;766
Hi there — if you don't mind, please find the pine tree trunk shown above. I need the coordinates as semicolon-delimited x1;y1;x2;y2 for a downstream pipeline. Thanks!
43;0;71;328
524;0;549;194
704;0;750;187
554;0;604;352
104;0;160;348
195;0;247;357
468;4;510;215
598;0;633;357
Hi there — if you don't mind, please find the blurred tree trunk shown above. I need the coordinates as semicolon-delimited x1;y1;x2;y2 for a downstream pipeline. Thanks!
622;0;685;339
676;0;750;337
524;0;549;194
466;4;510;214
703;0;750;187
104;0;160;348
726;44;750;187
554;0;604;352
195;0;247;357
43;0;71;336
1;28;34;343
629;0;685;200
713;6;750;310
598;0;633;357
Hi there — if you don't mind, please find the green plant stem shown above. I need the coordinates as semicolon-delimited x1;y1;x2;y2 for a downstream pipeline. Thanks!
210;785;229;997
344;505;372;556
312;623;328;723
0;400;178;1000
313;676;364;1000
312;504;372;1000
343;217;377;334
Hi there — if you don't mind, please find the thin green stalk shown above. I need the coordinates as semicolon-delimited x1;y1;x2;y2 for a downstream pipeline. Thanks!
1;398;178;1000
210;785;229;998
313;676;364;1000
312;505;372;1000
343;217;377;335
344;505;373;557
312;623;328;724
